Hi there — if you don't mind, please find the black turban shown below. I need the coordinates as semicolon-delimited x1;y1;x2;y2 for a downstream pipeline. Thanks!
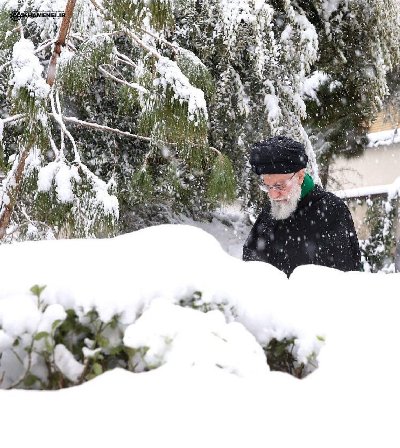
250;136;308;174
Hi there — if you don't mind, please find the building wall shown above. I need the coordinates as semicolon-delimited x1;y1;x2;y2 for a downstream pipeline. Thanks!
368;108;400;133
327;142;400;190
327;140;400;246
346;200;369;240
324;106;400;270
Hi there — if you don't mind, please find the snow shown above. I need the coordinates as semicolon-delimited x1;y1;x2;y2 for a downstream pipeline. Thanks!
217;0;260;47
37;161;59;192
320;0;341;22
1;222;400;447
54;344;85;382
124;299;268;377
37;161;81;203
367;128;400;147
9;38;50;100
302;71;329;101
155;57;208;124
335;176;400;199
55;163;79;203
232;70;251;117
264;93;281;126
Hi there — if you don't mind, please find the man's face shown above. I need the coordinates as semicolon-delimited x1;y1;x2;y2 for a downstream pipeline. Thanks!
261;170;305;220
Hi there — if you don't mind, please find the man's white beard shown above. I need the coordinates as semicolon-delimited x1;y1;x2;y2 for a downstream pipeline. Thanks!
269;183;302;220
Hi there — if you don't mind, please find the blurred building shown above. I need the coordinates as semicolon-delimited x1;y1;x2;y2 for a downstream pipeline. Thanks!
327;107;400;270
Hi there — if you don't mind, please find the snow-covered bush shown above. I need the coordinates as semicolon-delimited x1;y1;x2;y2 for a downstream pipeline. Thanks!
0;225;325;389
0;284;322;389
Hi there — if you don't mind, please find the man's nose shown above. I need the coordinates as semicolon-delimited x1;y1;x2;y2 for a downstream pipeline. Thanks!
268;188;281;200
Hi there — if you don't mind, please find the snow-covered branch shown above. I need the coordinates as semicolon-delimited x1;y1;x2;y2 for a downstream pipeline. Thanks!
0;40;55;75
56;115;152;142
98;66;148;93
50;89;80;162
137;26;179;53
1;114;25;124
123;28;161;60
114;49;137;68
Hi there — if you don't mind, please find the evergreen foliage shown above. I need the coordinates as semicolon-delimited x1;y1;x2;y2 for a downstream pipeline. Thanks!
0;0;234;238
207;153;237;205
359;195;398;273
300;0;400;186
0;285;319;389
58;38;114;95
0;0;399;237
173;0;322;210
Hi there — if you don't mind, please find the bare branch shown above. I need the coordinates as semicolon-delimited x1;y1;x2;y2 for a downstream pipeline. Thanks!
36;39;55;53
210;146;222;156
123;28;161;60
86;0;171;60
115;55;135;68
138;27;179;54
98;66;148;93
55;90;66;156
55;114;152;142
50;89;80;162
114;49;137;68
51;115;191;152
48;132;61;159
1;114;25;124
70;33;85;42
88;0;106;13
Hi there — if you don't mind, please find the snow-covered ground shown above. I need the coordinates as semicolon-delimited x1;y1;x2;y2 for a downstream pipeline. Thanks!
1;219;400;448
367;128;400;147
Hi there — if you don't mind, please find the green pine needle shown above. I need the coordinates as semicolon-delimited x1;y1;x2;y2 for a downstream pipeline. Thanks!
59;39;113;96
206;153;236;204
148;0;174;31
131;168;154;202
103;0;146;28
176;49;214;100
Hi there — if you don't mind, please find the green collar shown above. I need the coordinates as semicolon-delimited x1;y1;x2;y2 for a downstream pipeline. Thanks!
301;173;314;199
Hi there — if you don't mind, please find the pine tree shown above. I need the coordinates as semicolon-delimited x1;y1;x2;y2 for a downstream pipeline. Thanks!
2;0;398;239
0;0;237;239
360;195;398;272
175;0;321;210
299;0;400;186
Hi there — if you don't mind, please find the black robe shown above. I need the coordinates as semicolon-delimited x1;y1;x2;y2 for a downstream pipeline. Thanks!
242;185;362;276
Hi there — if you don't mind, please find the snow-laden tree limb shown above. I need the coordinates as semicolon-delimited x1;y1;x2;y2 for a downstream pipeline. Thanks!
98;66;148;93
55;115;152;142
0;40;54;74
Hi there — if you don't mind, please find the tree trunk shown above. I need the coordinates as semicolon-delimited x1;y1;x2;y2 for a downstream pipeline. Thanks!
0;1;77;239
0;146;31;239
318;153;332;188
46;0;77;86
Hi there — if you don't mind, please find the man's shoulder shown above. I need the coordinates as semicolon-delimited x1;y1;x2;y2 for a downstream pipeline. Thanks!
305;185;348;209
299;185;351;222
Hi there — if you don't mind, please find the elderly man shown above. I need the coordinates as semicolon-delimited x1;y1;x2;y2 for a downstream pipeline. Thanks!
243;136;361;276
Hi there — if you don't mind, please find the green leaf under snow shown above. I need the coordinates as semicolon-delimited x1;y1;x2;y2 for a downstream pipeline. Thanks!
92;363;103;376
30;284;47;297
34;331;50;341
